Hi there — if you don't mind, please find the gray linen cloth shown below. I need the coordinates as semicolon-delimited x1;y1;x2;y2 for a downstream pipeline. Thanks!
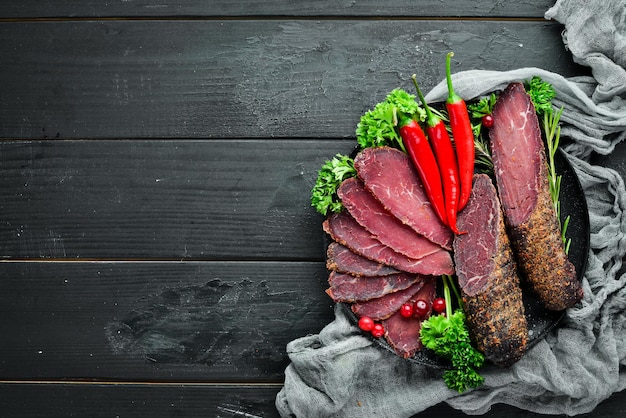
276;0;626;415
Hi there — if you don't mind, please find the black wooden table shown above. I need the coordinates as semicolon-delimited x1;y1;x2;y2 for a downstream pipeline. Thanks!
1;2;625;417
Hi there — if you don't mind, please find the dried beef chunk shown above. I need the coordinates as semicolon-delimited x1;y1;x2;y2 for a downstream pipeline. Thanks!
353;146;453;250
382;277;436;358
454;174;528;367
323;211;454;276
326;242;399;277
337;177;443;260
490;82;582;311
325;271;423;303
351;280;425;321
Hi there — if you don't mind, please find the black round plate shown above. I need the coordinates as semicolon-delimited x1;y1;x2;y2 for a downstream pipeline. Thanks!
334;148;590;368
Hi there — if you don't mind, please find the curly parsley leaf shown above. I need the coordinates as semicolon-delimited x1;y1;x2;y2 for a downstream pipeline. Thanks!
355;89;426;152
421;309;485;393
384;88;422;116
420;276;485;393
443;364;485;393
526;75;556;116
310;154;356;216
467;93;497;120
355;103;402;150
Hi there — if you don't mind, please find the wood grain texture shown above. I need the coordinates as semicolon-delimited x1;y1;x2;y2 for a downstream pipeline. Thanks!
0;383;623;418
0;139;354;260
0;0;558;19
7;137;619;261
0;383;284;418
0;260;332;381
0;20;585;139
2;2;623;416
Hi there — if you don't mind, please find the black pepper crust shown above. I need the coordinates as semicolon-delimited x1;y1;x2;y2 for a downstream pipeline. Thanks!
455;175;529;367
489;82;583;312
509;154;583;311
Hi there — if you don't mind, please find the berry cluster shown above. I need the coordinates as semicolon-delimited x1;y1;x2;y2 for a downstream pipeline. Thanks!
358;316;385;338
357;297;447;339
399;297;446;319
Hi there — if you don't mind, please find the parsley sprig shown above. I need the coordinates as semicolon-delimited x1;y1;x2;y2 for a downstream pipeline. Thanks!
311;88;426;216
526;76;556;115
310;154;356;216
355;89;426;152
420;275;485;393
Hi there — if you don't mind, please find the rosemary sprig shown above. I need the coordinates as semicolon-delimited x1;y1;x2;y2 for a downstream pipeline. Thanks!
467;94;496;174
525;76;571;253
542;106;572;253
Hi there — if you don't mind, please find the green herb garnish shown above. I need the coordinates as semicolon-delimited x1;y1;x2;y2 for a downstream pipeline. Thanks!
525;77;571;253
468;93;497;120
543;107;571;253
355;89;426;152
526;76;556;115
311;88;425;216
310;154;356;216
467;93;497;173
420;275;485;393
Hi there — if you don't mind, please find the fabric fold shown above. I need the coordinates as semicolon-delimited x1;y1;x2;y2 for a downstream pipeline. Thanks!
545;0;626;102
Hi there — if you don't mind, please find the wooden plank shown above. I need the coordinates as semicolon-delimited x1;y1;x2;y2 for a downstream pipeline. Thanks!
2;138;625;261
0;139;354;260
0;382;623;418
0;260;333;381
0;1;558;19
0;383;284;418
0;20;585;139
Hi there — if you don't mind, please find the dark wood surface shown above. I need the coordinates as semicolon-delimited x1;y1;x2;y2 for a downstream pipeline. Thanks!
1;1;624;417
0;0;561;18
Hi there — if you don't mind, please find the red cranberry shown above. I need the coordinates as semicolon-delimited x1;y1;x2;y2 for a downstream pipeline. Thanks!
358;316;374;332
432;297;446;313
413;299;430;318
400;303;414;318
371;323;385;338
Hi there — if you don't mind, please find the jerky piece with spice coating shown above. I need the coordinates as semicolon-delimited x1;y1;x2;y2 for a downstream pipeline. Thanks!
489;82;582;311
454;174;528;367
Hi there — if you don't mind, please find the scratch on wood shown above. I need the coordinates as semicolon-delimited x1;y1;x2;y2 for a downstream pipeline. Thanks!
216;403;264;418
104;278;308;371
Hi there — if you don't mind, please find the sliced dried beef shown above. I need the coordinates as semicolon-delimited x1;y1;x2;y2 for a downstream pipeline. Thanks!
382;276;436;358
325;271;423;303
337;177;443;260
326;242;399;277
323;211;454;276
453;174;528;367
351;280;425;321
353;146;453;250
489;82;582;311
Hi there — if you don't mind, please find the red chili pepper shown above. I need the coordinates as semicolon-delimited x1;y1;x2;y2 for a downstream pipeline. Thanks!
412;75;463;235
398;117;447;227
445;52;475;212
